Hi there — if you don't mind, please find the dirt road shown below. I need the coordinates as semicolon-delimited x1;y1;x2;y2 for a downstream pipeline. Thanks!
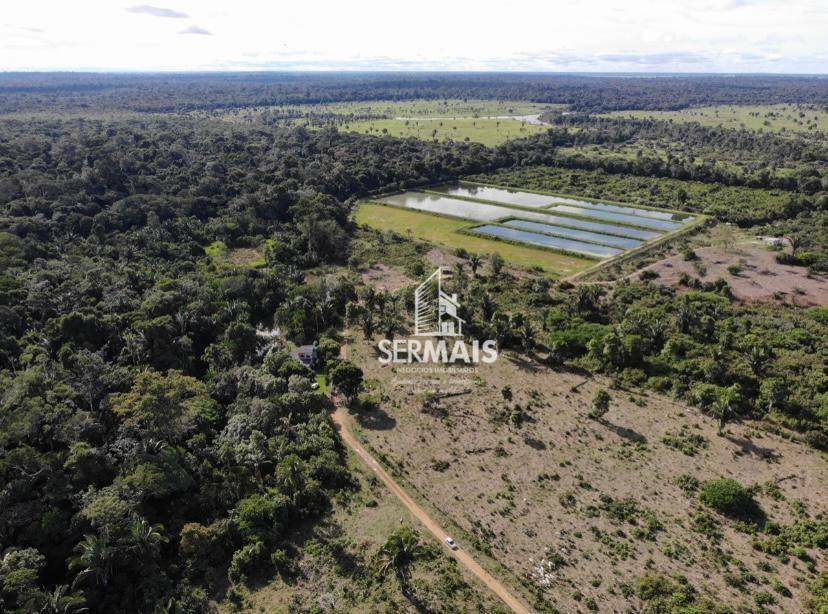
332;334;532;614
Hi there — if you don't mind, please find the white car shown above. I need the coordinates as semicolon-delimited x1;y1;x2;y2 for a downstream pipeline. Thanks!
444;537;458;550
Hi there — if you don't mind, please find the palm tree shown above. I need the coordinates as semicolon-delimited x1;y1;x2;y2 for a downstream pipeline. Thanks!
741;343;773;376
382;313;399;341
490;312;511;350
518;320;535;353
375;290;388;317
571;285;602;317
478;292;497;321
468;254;482;277
69;533;116;588
452;261;466;285
376;527;427;593
361;286;377;313
129;517;168;559
242;431;271;486
674;297;695;334
32;585;88;613
276;454;306;497
714;385;741;435
360;311;375;338
784;235;801;255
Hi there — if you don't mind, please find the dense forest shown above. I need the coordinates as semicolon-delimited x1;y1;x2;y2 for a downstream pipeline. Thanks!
0;119;500;611
0;72;827;612
1;72;827;114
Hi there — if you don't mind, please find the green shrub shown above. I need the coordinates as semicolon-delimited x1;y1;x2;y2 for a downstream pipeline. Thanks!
699;478;758;518
228;540;267;585
588;389;611;420
674;474;700;495
754;591;776;606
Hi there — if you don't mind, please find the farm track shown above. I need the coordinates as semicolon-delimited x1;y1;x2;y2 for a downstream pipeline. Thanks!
330;331;533;614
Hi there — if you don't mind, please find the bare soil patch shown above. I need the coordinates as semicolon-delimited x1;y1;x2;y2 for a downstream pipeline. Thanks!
360;263;415;292
640;245;828;306
425;247;464;269
350;336;828;612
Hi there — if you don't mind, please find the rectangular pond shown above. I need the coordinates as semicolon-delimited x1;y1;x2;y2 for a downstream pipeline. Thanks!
435;183;553;208
546;197;691;222
379;192;512;221
548;205;683;231
503;220;644;249
471;225;623;259
377;192;666;240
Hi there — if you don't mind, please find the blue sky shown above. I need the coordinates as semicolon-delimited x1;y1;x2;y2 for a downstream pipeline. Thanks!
1;0;826;72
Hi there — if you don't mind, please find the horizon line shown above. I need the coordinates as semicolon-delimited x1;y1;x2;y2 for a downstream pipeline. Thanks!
1;69;827;77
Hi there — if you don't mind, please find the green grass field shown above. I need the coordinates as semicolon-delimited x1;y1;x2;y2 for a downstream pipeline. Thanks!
312;99;552;118
605;104;828;133
354;202;592;276
205;240;266;268
343;117;548;147
207;100;556;144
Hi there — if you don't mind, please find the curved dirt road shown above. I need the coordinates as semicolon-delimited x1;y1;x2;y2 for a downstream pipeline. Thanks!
332;335;532;614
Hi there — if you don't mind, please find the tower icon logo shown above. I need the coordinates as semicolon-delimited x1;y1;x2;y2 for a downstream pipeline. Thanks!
414;267;465;337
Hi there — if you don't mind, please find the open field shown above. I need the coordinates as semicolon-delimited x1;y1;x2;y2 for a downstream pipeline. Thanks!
628;225;828;307
348;327;828;613
310;99;553;119
640;244;828;307
604;104;828;134
205;240;266;268
343;117;548;147
204;100;555;147
354;202;592;276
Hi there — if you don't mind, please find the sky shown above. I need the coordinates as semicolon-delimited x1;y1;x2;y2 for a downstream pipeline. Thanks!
0;0;826;73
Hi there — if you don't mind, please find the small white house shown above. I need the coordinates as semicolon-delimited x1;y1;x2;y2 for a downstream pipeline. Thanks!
438;291;464;336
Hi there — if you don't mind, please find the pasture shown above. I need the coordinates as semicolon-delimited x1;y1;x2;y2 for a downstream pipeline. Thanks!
204;99;555;147
605;103;828;133
343;116;548;147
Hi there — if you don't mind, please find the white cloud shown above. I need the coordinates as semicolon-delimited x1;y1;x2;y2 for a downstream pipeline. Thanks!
0;0;825;72
178;25;211;35
126;5;189;18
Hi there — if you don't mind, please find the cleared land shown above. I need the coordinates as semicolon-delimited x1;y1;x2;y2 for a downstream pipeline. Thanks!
365;184;699;268
605;104;828;134
207;99;555;147
354;202;593;276
348;327;828;613
343;117;547;147
313;99;552;119
641;244;828;307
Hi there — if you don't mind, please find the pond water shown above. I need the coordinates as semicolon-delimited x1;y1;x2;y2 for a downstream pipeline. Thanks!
507;214;662;240
377;192;667;239
472;225;623;259
503;220;643;249
546;197;690;221
548;205;683;231
379;192;511;221
436;184;553;208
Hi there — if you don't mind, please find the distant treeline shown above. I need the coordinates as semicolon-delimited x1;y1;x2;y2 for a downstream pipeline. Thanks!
0;72;827;114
